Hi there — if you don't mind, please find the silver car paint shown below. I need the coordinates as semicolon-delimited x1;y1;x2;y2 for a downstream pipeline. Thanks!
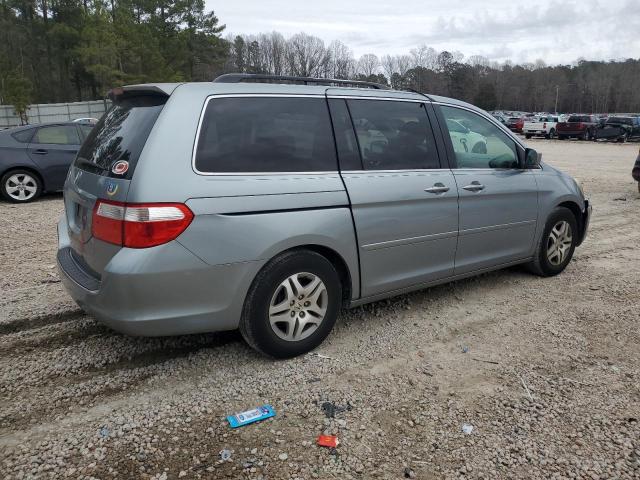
57;81;589;336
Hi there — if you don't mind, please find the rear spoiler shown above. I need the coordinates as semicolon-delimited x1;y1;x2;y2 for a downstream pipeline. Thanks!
107;83;181;101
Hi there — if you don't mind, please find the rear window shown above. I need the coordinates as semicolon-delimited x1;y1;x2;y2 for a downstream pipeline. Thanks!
194;97;337;173
567;115;590;122
607;117;633;125
74;95;166;178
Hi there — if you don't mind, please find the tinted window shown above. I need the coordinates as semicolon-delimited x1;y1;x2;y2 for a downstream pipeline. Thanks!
195;97;336;173
11;128;35;143
440;106;519;169
347;99;439;170
75;95;166;178
607;117;633;125
568;115;591;122
33;125;80;145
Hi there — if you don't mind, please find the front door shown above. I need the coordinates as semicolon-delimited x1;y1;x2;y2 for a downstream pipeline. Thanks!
437;105;539;275
331;97;459;297
28;124;82;190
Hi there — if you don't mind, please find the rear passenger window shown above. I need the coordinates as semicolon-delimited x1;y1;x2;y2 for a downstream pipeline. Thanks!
195;97;337;173
347;99;439;170
33;125;80;145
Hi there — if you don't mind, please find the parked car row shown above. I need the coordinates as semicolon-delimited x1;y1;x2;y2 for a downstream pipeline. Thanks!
492;110;640;143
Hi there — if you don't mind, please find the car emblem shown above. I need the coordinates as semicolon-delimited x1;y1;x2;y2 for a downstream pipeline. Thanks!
112;160;129;175
106;181;118;196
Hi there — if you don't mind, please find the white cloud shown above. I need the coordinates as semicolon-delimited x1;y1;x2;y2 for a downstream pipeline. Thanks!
209;0;640;63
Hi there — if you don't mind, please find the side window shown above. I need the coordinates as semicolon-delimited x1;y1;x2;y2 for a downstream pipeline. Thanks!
440;106;519;169
79;124;93;140
195;97;337;173
11;128;35;143
33;125;80;145
347;99;440;170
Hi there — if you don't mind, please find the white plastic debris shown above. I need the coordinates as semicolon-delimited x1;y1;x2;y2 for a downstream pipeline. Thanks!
462;423;474;435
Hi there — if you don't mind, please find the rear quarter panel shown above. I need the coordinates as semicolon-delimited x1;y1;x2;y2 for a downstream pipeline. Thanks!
127;84;361;300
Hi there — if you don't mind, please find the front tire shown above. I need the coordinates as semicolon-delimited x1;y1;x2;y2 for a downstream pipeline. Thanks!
1;169;42;203
527;207;578;277
239;250;342;358
525;134;532;139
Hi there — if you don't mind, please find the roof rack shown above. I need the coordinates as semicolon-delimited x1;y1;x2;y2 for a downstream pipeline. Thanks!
213;73;389;90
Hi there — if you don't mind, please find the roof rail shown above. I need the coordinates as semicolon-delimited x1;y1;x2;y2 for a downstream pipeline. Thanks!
213;73;389;90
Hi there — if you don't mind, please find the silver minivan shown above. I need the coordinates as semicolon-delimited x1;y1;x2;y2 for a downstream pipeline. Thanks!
57;74;591;358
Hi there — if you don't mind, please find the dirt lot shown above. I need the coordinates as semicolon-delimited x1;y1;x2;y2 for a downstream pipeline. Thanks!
1;139;639;480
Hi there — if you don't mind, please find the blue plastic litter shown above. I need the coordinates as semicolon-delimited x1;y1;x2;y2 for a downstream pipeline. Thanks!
227;405;276;428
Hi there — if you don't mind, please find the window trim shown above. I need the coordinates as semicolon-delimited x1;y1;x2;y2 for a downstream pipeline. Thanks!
192;94;339;176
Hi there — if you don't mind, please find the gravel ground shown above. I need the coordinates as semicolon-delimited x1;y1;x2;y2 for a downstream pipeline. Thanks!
0;138;639;480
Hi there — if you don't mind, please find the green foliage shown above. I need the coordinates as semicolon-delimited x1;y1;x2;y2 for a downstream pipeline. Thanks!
1;71;33;122
0;0;227;103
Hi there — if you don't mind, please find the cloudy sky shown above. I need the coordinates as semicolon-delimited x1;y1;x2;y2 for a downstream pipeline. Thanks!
209;0;640;65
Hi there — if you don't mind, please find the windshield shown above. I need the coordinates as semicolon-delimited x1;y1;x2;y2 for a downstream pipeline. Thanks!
74;95;166;178
567;116;589;122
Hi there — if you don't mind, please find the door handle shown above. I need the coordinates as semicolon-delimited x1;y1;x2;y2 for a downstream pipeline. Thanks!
32;149;48;155
462;182;485;192
424;183;450;194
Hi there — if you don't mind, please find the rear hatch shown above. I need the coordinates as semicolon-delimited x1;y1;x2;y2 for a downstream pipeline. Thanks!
64;88;168;276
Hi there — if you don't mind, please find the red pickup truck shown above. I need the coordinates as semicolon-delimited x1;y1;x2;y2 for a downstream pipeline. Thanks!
556;115;598;140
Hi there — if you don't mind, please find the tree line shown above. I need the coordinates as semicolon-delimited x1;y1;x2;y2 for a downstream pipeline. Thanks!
2;1;640;118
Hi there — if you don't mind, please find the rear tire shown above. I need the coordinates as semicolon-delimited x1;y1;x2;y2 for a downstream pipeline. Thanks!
239;250;342;358
558;135;565;140
1;169;42;203
527;207;578;277
525;134;532;139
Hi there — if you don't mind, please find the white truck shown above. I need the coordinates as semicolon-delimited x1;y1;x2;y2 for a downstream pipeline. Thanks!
523;115;565;139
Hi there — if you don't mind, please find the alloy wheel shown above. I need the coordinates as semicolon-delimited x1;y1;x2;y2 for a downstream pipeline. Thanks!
268;272;328;342
546;220;573;266
5;173;38;201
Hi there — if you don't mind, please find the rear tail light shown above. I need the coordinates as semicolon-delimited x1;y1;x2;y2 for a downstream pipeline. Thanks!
92;200;194;248
543;122;547;128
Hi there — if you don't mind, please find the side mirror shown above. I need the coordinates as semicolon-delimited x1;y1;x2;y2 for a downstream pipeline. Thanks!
525;148;541;168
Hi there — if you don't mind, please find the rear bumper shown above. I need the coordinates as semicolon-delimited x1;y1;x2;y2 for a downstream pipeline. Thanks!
577;200;592;247
57;215;259;336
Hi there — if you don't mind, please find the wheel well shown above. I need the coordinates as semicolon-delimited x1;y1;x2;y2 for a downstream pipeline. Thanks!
1;166;45;191
558;201;583;233
291;245;353;306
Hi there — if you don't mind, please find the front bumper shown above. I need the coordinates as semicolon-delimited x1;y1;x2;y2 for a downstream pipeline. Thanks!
57;216;258;336
577;199;592;246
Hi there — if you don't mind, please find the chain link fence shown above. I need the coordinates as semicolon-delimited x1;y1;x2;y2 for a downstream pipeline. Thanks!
0;100;109;128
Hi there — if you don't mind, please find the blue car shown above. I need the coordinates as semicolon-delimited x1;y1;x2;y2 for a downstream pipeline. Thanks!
0;122;93;203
